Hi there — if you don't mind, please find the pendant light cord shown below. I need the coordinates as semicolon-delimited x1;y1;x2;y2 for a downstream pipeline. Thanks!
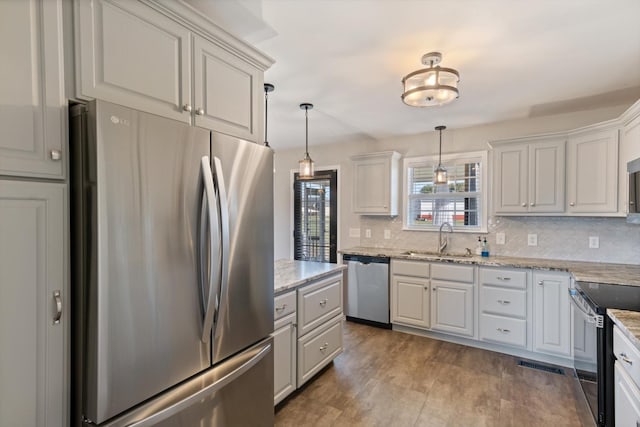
438;128;442;166
305;106;309;156
264;90;269;147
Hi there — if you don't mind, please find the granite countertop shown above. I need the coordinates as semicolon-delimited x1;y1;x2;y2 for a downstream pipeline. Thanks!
274;259;347;295
340;246;640;287
609;309;640;351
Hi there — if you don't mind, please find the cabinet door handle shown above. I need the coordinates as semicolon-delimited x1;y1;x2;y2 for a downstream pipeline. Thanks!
496;276;511;281
319;299;328;307
569;202;575;207
424;286;429;290
521;202;526;207
538;280;544;286
275;304;287;312
496;328;511;333
53;290;62;325
50;149;62;161
497;300;511;305
620;352;633;365
183;104;192;112
196;107;205;116
319;342;329;352
432;287;437;291
530;202;535;207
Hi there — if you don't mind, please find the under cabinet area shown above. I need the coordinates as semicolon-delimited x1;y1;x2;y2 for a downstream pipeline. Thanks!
273;263;345;405
351;151;400;215
74;0;270;142
478;267;529;349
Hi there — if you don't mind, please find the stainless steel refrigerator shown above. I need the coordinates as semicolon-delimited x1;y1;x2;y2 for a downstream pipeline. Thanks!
70;100;274;426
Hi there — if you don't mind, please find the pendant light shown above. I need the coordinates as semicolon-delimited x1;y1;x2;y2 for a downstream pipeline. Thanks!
298;103;314;178
434;125;447;185
263;83;274;148
402;52;459;107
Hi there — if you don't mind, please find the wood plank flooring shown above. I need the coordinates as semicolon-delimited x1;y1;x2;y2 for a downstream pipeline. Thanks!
275;321;592;427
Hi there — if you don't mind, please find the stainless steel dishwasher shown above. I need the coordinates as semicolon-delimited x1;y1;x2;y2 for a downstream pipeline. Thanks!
343;254;390;328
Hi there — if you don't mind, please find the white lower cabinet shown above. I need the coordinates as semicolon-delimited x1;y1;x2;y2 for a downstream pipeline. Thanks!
273;271;344;404
273;291;296;405
430;281;474;337
0;180;67;427
391;272;430;328
533;271;571;357
479;266;529;349
614;324;640;426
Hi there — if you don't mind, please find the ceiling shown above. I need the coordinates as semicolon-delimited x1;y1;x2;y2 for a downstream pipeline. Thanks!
207;0;640;150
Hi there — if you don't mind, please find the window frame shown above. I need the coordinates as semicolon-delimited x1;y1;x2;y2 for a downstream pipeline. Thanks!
402;150;488;233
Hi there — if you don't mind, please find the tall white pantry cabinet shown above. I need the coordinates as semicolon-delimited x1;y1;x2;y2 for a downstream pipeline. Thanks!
0;0;272;426
0;1;68;426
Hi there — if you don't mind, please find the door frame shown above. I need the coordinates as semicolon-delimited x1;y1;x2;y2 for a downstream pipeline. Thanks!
289;165;341;262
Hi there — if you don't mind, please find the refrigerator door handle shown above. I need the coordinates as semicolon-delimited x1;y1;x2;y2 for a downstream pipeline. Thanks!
121;341;272;427
211;156;230;340
199;156;218;343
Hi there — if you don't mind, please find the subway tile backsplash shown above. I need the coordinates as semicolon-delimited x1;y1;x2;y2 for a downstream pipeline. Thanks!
358;216;640;265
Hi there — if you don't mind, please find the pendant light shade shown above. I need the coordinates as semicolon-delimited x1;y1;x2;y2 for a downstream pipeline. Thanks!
298;103;314;178
402;52;459;107
263;83;274;148
434;125;447;185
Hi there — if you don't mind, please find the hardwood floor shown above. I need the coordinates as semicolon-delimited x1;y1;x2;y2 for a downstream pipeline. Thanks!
275;321;592;427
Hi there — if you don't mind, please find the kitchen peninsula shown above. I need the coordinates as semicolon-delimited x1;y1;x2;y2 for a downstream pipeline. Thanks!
272;259;347;405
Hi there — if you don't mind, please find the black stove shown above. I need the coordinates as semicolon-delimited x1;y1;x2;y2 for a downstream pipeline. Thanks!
577;281;640;313
572;281;640;426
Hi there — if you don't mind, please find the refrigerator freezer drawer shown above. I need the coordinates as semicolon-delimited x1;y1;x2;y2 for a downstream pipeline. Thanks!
298;274;343;337
297;316;343;387
96;337;274;427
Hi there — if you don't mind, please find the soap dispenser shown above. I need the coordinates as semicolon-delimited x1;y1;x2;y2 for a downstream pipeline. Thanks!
475;237;482;255
481;237;490;257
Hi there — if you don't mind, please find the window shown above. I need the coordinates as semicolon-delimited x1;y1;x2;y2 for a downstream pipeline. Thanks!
403;151;488;232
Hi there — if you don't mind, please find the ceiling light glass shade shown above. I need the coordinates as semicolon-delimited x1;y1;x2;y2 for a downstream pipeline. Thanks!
434;165;448;184
402;52;459;107
299;154;314;178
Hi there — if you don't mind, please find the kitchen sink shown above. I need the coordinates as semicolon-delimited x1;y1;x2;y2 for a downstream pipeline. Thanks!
400;250;474;258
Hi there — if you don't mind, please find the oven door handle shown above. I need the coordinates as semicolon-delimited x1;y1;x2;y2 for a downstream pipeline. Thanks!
569;289;603;328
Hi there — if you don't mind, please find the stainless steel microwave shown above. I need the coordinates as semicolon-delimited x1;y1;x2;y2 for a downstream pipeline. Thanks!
629;158;640;223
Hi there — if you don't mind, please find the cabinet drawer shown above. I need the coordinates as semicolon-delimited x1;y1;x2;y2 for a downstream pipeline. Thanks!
274;291;296;321
614;324;640;387
298;274;343;337
431;263;474;283
391;260;429;278
480;286;526;318
480;313;527;348
479;267;527;289
297;316;343;387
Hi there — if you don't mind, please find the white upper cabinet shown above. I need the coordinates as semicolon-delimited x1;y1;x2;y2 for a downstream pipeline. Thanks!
75;0;192;123
493;137;565;214
566;128;618;213
74;0;270;141
352;151;400;215
0;0;66;179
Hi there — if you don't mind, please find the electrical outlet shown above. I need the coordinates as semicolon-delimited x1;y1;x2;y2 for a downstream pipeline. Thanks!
365;229;372;238
384;229;391;239
496;232;506;245
527;234;538;246
589;236;600;249
349;228;360;238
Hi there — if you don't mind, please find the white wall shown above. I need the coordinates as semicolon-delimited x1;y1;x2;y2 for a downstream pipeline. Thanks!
273;103;640;264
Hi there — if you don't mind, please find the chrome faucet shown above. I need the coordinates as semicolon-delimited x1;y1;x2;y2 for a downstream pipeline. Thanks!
438;222;453;254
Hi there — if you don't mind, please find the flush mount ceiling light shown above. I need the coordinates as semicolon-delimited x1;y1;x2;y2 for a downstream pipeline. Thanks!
263;83;274;148
434;125;447;184
401;52;460;107
298;103;314;178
